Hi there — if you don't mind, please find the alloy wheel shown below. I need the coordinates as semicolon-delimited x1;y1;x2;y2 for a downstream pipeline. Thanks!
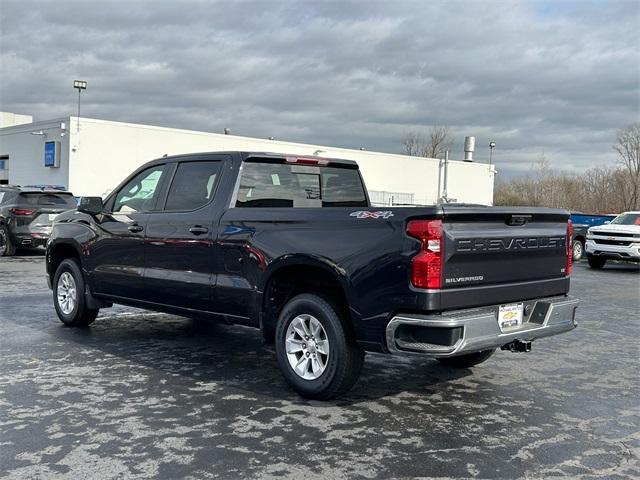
285;314;330;380
573;241;583;260
57;272;77;315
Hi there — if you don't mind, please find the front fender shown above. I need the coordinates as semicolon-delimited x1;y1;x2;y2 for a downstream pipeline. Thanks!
46;220;98;278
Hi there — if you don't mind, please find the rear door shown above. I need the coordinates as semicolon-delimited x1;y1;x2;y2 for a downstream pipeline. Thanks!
143;157;228;311
89;163;169;299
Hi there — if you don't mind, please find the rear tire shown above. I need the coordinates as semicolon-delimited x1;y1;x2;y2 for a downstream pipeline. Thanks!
275;293;364;400
572;239;584;261
437;349;495;368
53;258;99;327
587;257;606;269
0;225;16;256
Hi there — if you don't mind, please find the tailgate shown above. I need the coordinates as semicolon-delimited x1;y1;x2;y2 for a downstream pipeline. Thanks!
442;207;570;288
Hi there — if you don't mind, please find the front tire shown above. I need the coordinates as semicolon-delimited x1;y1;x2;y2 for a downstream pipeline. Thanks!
53;258;99;327
275;294;364;400
0;225;16;256
588;257;606;269
437;349;495;368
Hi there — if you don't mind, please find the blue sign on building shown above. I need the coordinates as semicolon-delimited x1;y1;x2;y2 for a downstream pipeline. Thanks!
44;141;57;167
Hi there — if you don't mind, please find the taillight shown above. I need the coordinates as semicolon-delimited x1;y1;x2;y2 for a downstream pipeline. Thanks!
9;208;35;216
407;219;443;289
566;219;573;276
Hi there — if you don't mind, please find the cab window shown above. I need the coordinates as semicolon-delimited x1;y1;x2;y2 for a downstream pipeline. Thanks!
164;161;222;211
113;165;166;213
236;161;367;208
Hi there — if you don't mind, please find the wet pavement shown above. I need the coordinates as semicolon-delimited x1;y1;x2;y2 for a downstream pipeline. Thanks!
0;254;638;479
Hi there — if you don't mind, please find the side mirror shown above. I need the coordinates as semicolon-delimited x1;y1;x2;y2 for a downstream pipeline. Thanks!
78;196;103;215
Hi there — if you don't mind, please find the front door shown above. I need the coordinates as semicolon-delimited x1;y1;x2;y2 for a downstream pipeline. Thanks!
89;163;168;299
143;158;226;311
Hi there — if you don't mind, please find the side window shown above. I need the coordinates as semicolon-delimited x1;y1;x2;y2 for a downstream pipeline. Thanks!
113;165;166;213
164;161;221;211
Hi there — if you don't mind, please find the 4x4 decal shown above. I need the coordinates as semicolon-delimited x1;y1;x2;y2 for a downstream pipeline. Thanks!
350;211;394;219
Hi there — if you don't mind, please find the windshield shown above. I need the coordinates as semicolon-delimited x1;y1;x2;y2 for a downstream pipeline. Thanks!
609;213;640;226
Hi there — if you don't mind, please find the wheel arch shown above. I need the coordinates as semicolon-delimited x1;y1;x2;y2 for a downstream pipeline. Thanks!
47;240;83;286
260;255;358;341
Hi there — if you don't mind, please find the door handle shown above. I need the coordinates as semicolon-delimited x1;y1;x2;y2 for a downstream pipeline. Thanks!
189;225;209;235
128;224;144;233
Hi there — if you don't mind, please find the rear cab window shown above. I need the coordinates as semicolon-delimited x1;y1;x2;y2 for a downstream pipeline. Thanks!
236;159;368;208
18;193;77;208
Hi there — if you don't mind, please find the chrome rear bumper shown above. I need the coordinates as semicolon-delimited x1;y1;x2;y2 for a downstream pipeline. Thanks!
386;295;579;357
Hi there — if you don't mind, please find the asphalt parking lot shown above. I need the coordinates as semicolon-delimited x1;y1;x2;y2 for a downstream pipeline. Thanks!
0;254;638;479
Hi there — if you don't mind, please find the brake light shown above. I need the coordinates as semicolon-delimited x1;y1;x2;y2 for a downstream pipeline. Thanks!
285;157;330;166
407;219;442;289
9;208;35;216
566;219;573;276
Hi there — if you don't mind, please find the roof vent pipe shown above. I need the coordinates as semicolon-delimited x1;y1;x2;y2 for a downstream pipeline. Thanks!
464;136;475;162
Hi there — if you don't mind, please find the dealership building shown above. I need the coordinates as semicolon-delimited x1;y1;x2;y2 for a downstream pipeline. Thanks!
0;112;496;205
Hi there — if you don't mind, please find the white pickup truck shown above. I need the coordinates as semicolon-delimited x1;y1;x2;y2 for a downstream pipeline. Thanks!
585;211;640;268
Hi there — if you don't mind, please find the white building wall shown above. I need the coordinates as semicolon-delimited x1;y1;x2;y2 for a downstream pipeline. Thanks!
68;117;495;203
0;112;33;128
1;115;495;204
0;119;70;188
444;161;496;205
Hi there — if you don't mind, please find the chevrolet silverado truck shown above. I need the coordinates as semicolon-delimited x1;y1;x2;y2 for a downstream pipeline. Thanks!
585;211;640;268
46;152;579;399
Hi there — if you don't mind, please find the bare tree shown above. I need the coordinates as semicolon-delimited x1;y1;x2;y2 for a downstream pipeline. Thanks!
401;126;453;158
401;131;426;157
494;125;640;212
426;126;453;158
494;162;635;213
613;122;640;209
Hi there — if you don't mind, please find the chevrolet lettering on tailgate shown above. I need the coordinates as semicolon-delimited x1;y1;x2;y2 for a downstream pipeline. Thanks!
456;236;566;253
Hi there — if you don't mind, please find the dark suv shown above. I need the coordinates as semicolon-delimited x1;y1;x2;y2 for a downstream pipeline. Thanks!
0;186;77;256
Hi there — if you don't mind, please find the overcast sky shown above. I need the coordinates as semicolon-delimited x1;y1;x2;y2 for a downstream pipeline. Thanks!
1;0;638;176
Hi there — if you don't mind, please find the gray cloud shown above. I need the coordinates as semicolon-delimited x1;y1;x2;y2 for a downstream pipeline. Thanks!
1;0;638;176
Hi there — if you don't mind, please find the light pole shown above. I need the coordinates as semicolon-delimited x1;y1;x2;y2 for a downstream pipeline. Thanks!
73;80;87;132
489;141;496;165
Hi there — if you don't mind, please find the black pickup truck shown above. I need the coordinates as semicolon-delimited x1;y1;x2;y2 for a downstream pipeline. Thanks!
46;152;579;399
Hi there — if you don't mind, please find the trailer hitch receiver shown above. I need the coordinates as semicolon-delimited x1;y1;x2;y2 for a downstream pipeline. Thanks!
501;339;532;353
